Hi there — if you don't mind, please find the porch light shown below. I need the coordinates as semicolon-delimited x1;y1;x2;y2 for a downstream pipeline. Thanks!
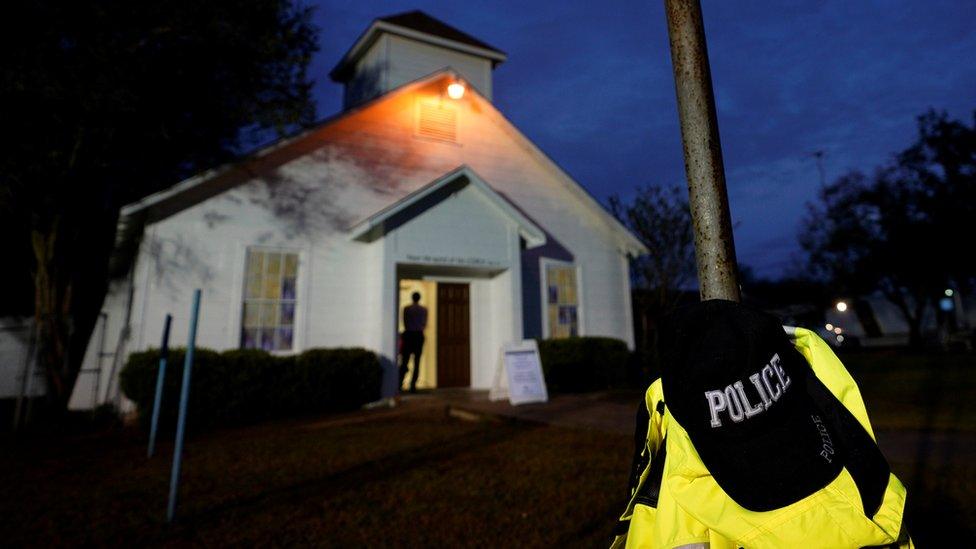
447;82;465;99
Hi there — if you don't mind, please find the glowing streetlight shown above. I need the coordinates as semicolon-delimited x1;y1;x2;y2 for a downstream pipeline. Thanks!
447;82;465;99
825;323;834;331
945;289;954;297
835;301;848;313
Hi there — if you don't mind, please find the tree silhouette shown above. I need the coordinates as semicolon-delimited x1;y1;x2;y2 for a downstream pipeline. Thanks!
800;110;976;347
0;1;318;415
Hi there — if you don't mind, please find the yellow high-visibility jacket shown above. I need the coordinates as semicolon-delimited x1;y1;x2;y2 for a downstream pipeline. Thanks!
611;328;912;549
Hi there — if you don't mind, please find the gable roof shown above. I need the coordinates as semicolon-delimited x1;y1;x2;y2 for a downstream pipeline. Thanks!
378;11;503;54
121;69;647;256
330;11;506;82
349;165;546;248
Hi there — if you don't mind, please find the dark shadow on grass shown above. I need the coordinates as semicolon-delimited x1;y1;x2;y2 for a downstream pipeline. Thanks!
166;416;543;535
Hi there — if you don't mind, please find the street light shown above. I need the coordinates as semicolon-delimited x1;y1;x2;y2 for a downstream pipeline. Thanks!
835;301;848;313
945;289;954;297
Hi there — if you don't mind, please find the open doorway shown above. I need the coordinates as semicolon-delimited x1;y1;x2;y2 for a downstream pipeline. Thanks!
398;279;437;390
397;278;472;390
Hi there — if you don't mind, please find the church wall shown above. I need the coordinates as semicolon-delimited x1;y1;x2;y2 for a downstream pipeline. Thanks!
75;71;636;408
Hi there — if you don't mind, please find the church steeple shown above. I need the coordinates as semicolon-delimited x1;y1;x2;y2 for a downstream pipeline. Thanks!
329;11;506;109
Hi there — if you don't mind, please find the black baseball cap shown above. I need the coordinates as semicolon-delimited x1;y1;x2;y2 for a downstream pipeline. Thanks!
660;300;847;512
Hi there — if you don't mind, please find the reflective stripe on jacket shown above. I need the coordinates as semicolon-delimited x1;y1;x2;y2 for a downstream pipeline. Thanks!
611;328;913;549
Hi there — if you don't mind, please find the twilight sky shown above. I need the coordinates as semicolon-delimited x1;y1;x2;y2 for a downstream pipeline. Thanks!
306;1;976;278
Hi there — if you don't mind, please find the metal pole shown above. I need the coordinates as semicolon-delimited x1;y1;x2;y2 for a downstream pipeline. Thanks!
167;290;200;522
148;314;172;458
664;0;741;302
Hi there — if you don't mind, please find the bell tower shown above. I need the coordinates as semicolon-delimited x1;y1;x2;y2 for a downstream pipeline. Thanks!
329;11;507;109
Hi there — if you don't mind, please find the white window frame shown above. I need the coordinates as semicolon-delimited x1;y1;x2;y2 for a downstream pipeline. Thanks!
230;244;308;354
539;258;585;339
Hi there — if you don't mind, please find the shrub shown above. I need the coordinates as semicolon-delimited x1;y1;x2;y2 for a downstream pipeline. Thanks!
537;337;631;393
119;346;382;432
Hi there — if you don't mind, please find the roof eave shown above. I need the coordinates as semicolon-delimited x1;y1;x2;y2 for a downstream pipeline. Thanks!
348;165;545;248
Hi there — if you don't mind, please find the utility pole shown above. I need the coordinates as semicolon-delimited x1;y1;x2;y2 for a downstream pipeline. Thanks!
664;0;740;302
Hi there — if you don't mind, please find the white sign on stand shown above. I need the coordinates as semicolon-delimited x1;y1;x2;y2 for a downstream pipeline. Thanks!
489;340;548;405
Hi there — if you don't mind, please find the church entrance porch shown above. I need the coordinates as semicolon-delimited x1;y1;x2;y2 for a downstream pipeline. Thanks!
395;263;510;393
396;278;472;390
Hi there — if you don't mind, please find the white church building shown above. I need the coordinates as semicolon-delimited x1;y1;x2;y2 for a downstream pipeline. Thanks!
64;11;645;407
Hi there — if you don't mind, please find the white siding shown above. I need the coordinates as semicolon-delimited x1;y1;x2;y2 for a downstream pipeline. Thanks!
345;34;493;107
386;35;492;100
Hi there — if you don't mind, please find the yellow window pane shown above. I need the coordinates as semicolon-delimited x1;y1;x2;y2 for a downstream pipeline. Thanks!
261;303;278;326
564;274;577;304
245;275;262;299
246;251;264;276
263;276;280;299
284;254;298;277
266;253;281;276
243;302;261;327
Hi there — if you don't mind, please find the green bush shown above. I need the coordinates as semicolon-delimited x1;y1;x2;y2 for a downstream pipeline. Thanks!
119;346;382;432
536;337;631;393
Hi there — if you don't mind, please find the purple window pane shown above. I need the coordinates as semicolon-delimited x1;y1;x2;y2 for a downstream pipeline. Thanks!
280;302;295;325
260;329;275;351
559;305;577;325
242;328;259;349
281;277;297;300
548;285;559;304
278;327;294;349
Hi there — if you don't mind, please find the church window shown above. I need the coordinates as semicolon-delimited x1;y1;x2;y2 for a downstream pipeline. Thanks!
241;248;298;351
545;264;579;338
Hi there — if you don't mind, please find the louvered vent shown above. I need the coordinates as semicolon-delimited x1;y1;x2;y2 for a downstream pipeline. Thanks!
417;101;457;142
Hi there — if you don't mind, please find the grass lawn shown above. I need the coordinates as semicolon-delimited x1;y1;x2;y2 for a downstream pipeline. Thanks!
0;407;632;547
842;350;976;545
1;349;973;546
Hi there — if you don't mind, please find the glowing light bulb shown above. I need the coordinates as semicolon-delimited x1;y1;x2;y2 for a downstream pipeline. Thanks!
945;289;954;297
447;82;465;99
825;323;834;331
834;327;842;334
835;301;848;312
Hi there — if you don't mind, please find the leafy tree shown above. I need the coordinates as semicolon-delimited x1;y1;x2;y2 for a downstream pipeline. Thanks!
800;110;976;347
0;1;318;415
610;185;696;359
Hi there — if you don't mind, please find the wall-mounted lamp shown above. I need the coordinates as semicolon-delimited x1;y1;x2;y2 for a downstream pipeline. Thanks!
447;82;465;99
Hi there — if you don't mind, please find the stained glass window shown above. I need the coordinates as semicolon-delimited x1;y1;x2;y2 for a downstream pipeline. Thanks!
241;248;298;351
546;264;579;339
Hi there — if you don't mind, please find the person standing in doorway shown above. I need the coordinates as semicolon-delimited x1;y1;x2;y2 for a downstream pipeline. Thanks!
399;292;428;393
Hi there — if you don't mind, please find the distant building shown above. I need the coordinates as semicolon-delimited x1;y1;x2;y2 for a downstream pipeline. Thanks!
821;292;975;349
51;11;645;408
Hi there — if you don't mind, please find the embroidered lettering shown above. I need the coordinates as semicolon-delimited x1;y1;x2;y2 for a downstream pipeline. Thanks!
706;354;790;428
811;414;834;463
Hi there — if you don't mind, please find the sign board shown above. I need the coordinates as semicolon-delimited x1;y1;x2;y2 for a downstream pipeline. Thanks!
489;340;548;405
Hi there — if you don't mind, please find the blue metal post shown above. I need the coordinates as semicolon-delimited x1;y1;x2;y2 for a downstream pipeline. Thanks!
167;290;201;523
148;314;173;458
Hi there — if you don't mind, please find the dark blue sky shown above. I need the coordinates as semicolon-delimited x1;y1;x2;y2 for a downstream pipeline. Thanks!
307;1;975;278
